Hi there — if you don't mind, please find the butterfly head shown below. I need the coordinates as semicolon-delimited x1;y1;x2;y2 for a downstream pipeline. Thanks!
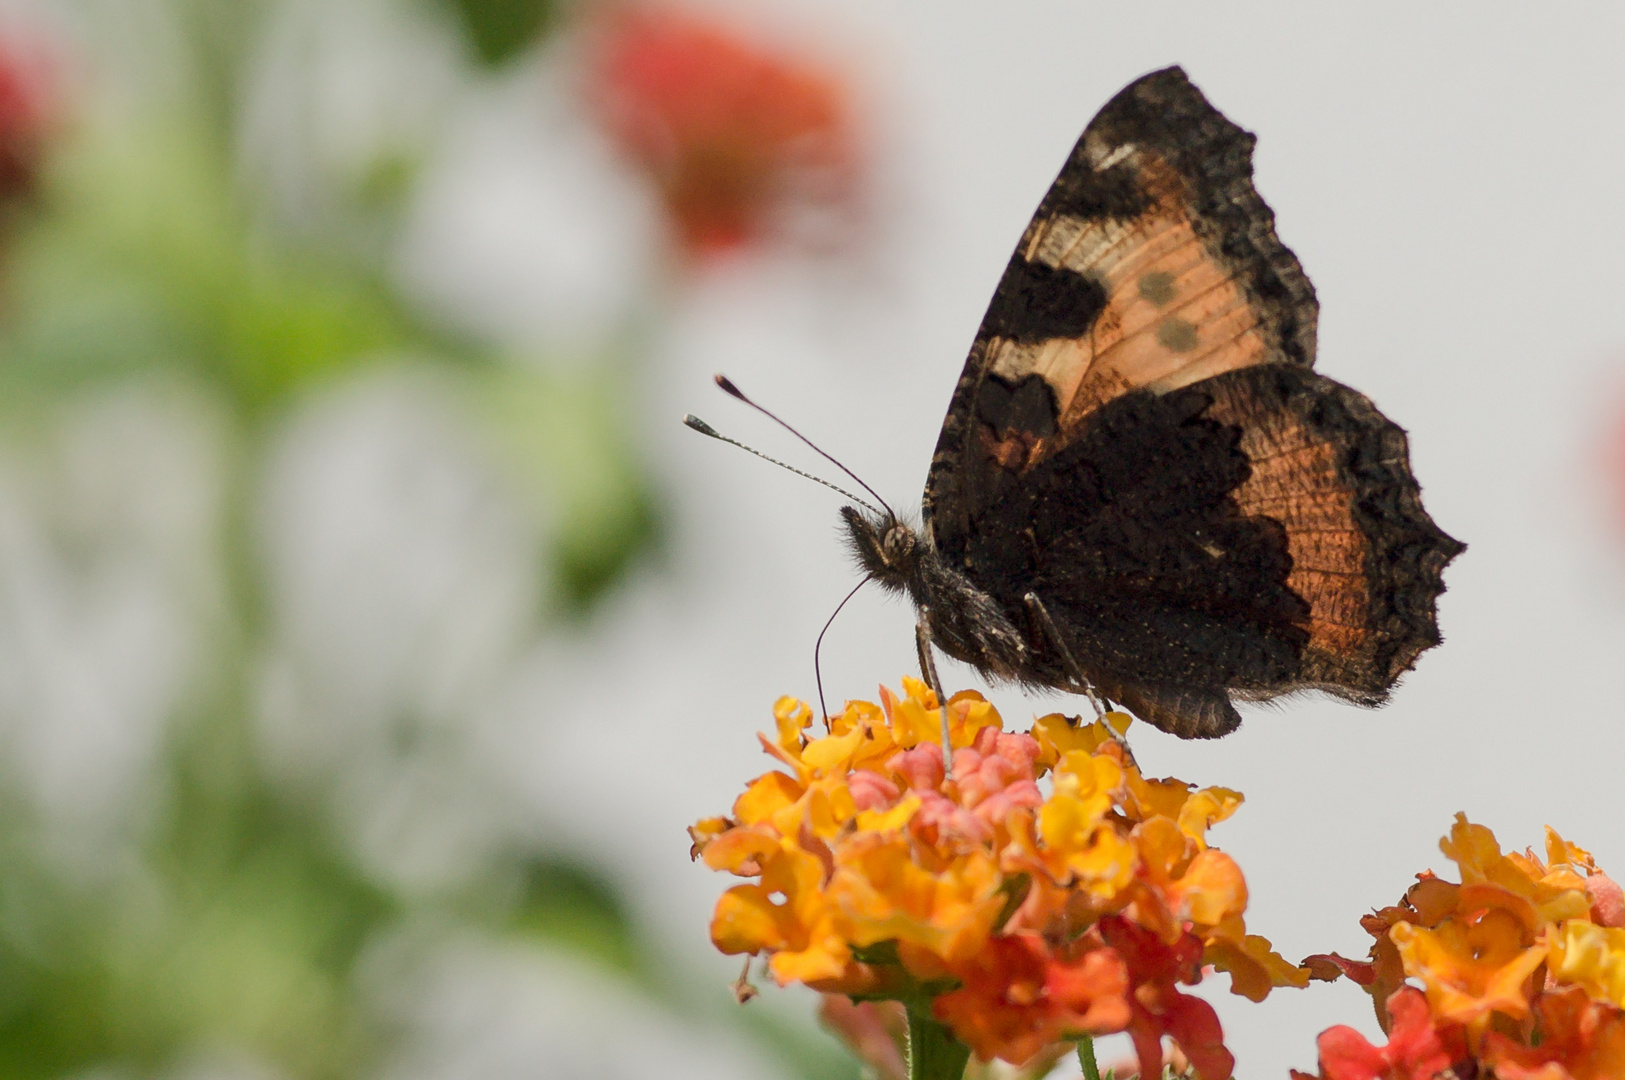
841;505;920;594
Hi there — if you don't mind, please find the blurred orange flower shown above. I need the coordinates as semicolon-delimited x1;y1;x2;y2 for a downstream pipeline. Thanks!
587;6;859;257
1298;816;1625;1080
691;679;1305;1079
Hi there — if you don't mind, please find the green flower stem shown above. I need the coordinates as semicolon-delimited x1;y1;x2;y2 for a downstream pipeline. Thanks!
1078;1035;1102;1080
906;1007;970;1080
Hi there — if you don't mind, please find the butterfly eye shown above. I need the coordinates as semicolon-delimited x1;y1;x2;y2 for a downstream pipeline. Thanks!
882;526;915;563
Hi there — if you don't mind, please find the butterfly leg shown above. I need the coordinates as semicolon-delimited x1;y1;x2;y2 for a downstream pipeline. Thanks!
1022;592;1109;717
1025;592;1139;764
914;611;955;773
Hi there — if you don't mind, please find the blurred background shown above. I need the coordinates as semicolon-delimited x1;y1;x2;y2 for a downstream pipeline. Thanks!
0;1;1621;1078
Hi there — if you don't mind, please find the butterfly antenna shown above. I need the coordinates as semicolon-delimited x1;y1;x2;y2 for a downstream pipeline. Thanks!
815;574;872;725
683;415;883;516
712;374;896;519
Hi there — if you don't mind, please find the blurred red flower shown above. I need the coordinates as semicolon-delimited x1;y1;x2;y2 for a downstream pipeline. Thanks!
586;6;860;257
0;34;53;206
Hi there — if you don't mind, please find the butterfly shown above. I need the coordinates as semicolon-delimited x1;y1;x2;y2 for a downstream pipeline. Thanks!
843;65;1464;738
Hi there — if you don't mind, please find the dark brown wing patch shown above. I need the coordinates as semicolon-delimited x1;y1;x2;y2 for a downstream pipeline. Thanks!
937;364;1462;738
926;66;1317;555
954;376;1311;738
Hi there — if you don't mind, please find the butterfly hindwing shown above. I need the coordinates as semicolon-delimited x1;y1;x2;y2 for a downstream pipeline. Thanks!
944;363;1461;737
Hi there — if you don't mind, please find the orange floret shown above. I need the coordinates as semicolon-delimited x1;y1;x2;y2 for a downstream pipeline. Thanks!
933;932;1130;1065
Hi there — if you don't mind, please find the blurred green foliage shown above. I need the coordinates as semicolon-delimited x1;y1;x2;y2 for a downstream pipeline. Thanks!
4;122;405;411
0;766;395;1079
440;0;558;67
0;0;868;1076
475;364;662;611
0;1;678;1077
1;112;658;613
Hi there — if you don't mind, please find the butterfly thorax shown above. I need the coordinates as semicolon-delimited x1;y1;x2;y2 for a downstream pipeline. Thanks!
841;506;1034;684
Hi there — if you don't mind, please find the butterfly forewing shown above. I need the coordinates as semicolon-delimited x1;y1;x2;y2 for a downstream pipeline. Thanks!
926;66;1317;553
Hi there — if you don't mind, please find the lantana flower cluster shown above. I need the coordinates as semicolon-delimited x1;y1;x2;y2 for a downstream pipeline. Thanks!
1297;815;1625;1080
689;678;1309;1079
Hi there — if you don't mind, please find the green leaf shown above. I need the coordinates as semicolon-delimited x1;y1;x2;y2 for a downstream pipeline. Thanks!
1078;1035;1102;1080
443;0;557;67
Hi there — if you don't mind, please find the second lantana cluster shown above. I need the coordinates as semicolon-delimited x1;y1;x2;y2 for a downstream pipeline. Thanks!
689;678;1309;1079
1297;816;1625;1080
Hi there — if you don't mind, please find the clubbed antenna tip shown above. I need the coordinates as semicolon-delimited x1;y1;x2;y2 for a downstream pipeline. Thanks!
680;406;883;516
683;414;720;437
707;372;895;519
